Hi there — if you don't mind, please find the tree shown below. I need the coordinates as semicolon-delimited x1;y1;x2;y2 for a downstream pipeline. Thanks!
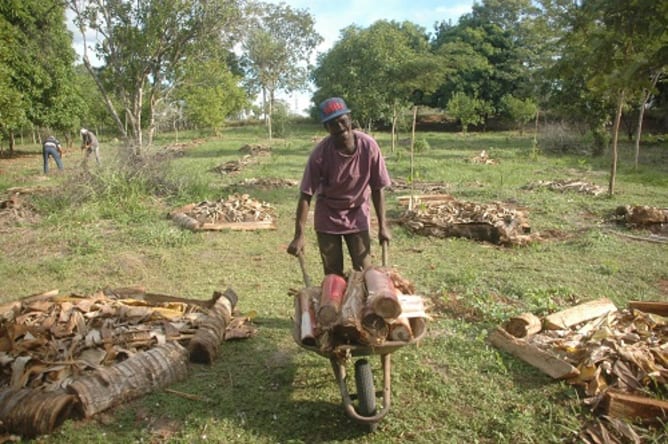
432;0;544;119
312;20;443;141
500;95;537;134
69;0;244;154
551;0;668;195
0;0;82;152
241;2;321;140
446;92;488;134
177;58;247;136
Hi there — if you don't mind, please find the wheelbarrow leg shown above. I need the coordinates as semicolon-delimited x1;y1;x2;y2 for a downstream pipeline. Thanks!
329;353;393;431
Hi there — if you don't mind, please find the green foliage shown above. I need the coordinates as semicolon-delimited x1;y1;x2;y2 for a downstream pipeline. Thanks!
446;92;488;133
178;60;247;135
312;20;443;128
500;95;537;133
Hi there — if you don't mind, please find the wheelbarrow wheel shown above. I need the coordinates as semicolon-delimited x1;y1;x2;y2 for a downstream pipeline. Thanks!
354;359;378;431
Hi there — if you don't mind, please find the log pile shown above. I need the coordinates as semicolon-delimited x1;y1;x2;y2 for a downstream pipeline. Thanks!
238;144;272;156
488;298;668;442
0;287;253;438
0;193;41;228
397;194;537;246
387;178;449;194
292;268;428;355
235;177;298;189
613;205;668;227
169;193;276;231
522;179;606;196
469;150;498;165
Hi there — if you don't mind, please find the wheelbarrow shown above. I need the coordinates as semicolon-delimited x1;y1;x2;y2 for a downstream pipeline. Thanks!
292;243;426;432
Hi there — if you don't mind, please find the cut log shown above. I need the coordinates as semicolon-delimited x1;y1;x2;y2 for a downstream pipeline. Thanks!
628;301;668;317
543;297;618;330
188;289;237;364
67;341;189;417
170;212;201;231
389;316;413;342
297;287;320;346
317;274;346;328
503;312;542;338
362;306;388;345
0;388;78;437
601;389;668;425
364;267;402;319
396;194;454;206
335;271;366;343
488;327;580;379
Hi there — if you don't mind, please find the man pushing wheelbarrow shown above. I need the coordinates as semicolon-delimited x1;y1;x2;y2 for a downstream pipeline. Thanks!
287;97;427;431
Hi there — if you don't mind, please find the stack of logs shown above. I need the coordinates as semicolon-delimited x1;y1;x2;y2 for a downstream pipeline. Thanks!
294;268;427;352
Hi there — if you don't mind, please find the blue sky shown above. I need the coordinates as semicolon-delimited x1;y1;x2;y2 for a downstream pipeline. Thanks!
264;0;476;113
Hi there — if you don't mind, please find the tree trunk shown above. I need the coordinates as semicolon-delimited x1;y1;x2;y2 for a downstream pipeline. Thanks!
634;71;661;170
608;91;624;196
409;105;418;209
9;130;15;153
391;103;397;153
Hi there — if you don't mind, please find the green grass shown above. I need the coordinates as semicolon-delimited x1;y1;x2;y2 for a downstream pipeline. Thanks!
1;124;667;443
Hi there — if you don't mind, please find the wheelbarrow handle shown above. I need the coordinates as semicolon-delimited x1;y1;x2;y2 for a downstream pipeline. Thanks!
297;252;312;288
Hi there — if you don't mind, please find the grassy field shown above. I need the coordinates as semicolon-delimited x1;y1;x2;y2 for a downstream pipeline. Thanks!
1;123;667;443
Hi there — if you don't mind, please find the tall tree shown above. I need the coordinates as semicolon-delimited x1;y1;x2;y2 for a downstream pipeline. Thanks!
432;0;543;120
551;0;668;195
69;0;243;154
0;0;82;152
312;20;443;138
241;2;322;140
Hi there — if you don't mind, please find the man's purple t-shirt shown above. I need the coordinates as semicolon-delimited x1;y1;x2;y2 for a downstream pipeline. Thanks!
300;130;391;234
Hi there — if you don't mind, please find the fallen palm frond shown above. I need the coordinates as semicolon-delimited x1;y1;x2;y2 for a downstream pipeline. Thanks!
0;287;254;438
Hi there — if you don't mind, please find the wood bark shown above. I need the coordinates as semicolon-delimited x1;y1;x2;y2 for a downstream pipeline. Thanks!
488;327;580;379
503;313;542;338
543;298;618;330
335;271;366;343
171;212;201;231
67;341;189;417
602;389;668;425
628;301;668;317
188;290;237;364
0;388;78;438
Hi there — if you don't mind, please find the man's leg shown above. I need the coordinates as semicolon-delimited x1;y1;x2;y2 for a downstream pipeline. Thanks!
343;231;372;271
42;150;49;174
93;145;100;165
316;232;345;276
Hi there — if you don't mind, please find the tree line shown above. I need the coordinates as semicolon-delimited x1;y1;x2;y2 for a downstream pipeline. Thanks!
1;0;666;184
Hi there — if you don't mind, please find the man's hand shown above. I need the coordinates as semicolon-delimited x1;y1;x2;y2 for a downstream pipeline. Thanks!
287;235;305;257
378;224;391;245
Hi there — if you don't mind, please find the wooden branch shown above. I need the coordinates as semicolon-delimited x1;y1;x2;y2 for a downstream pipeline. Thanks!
488;327;579;379
543;298;618;330
200;220;276;231
602;390;668;425
628;301;668;317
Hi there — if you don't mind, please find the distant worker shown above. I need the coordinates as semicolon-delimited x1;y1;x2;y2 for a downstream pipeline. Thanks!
80;128;100;167
287;97;392;276
42;135;64;175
